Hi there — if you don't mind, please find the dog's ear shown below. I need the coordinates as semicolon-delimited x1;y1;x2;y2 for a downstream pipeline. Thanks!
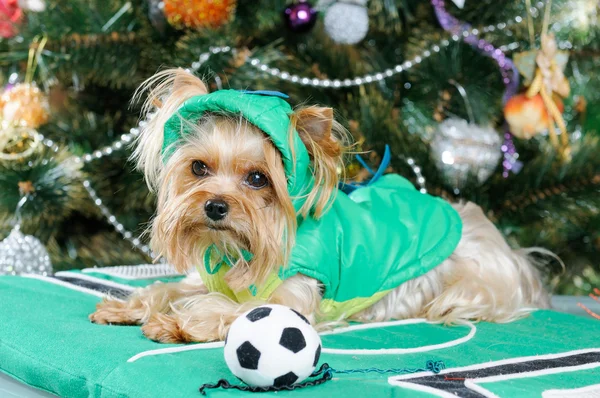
292;106;348;219
131;68;208;191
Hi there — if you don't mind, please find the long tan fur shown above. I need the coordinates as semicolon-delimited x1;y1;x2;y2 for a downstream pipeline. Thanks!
131;68;208;191
291;106;350;218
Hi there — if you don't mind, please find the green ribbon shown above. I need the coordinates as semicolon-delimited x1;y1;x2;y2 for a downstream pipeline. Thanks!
203;245;254;275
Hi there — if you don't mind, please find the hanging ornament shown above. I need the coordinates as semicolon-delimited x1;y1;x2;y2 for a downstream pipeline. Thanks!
162;0;236;30
0;226;52;276
509;33;569;149
508;1;571;158
0;125;41;160
0;83;50;128
431;118;502;190
0;37;49;129
324;0;369;44
283;0;317;33
504;93;564;139
0;0;22;39
0;196;52;276
431;80;501;190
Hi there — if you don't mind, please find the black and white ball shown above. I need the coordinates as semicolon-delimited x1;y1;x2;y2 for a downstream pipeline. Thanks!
224;304;322;387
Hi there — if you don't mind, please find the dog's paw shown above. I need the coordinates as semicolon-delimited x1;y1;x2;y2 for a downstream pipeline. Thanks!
141;313;193;343
89;299;142;325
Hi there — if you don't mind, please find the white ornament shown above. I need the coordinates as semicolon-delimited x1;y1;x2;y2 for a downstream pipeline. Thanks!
324;0;369;45
430;118;502;190
450;0;465;9
0;225;52;276
18;0;46;12
224;304;322;387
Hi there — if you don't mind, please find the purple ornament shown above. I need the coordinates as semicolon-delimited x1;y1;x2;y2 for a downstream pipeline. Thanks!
284;1;317;33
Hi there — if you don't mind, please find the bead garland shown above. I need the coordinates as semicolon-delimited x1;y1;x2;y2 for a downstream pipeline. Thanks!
73;124;142;164
189;10;532;88
82;179;154;258
403;157;428;194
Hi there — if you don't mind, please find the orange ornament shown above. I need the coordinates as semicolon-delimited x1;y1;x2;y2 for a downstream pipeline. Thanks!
163;0;236;30
503;93;564;140
0;83;49;128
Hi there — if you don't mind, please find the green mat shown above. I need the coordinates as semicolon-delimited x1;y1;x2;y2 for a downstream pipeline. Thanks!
0;266;599;397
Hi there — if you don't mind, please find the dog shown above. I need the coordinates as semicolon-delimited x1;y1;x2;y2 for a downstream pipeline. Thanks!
90;68;550;343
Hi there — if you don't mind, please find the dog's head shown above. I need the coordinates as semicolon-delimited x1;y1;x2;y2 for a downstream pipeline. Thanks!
132;69;348;290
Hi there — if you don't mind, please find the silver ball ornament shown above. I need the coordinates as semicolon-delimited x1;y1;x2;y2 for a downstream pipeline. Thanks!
324;0;369;45
0;226;52;276
430;118;502;190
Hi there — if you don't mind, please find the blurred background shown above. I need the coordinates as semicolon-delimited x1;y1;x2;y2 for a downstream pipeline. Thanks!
0;0;598;295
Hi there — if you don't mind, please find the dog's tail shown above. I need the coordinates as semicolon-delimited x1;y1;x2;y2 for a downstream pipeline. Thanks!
425;202;553;324
130;68;208;191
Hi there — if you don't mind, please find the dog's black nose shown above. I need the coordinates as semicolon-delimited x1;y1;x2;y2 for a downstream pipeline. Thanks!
205;199;229;221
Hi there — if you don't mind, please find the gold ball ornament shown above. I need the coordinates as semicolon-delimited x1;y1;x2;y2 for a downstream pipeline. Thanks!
163;0;236;30
0;83;50;128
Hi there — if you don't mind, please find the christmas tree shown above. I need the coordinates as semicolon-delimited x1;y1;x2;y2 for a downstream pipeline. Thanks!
0;0;598;295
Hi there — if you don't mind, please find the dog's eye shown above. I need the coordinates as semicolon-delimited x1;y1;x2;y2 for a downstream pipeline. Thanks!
192;160;209;177
246;171;269;189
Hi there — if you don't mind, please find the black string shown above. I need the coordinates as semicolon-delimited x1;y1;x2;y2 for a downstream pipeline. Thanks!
199;361;445;395
199;364;333;395
330;360;446;375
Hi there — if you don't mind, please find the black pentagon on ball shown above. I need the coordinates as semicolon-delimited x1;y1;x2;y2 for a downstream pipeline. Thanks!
291;308;310;325
246;307;272;322
313;344;321;367
237;341;261;370
279;327;306;353
274;371;299;387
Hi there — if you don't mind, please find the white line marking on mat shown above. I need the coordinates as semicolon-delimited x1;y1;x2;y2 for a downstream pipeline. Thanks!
127;318;476;362
387;381;458;398
128;342;225;362
321;320;476;355
543;383;600;398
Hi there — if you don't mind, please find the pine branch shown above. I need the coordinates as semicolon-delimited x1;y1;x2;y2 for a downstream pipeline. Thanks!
0;147;88;240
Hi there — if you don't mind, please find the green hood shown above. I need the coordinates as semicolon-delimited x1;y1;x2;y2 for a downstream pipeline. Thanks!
162;90;313;210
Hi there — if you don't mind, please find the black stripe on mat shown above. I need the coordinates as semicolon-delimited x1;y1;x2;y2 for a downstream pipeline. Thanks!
52;276;131;299
392;351;600;397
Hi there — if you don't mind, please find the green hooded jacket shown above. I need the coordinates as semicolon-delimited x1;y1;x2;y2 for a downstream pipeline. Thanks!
162;90;463;321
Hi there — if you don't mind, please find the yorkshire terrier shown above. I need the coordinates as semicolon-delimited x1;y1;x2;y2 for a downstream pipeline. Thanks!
90;69;550;343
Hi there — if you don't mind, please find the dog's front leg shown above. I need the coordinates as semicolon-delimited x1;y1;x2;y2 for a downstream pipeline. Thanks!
142;274;321;343
89;275;207;326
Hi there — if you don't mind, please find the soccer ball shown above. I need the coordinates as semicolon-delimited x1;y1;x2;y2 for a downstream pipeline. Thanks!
224;304;322;387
